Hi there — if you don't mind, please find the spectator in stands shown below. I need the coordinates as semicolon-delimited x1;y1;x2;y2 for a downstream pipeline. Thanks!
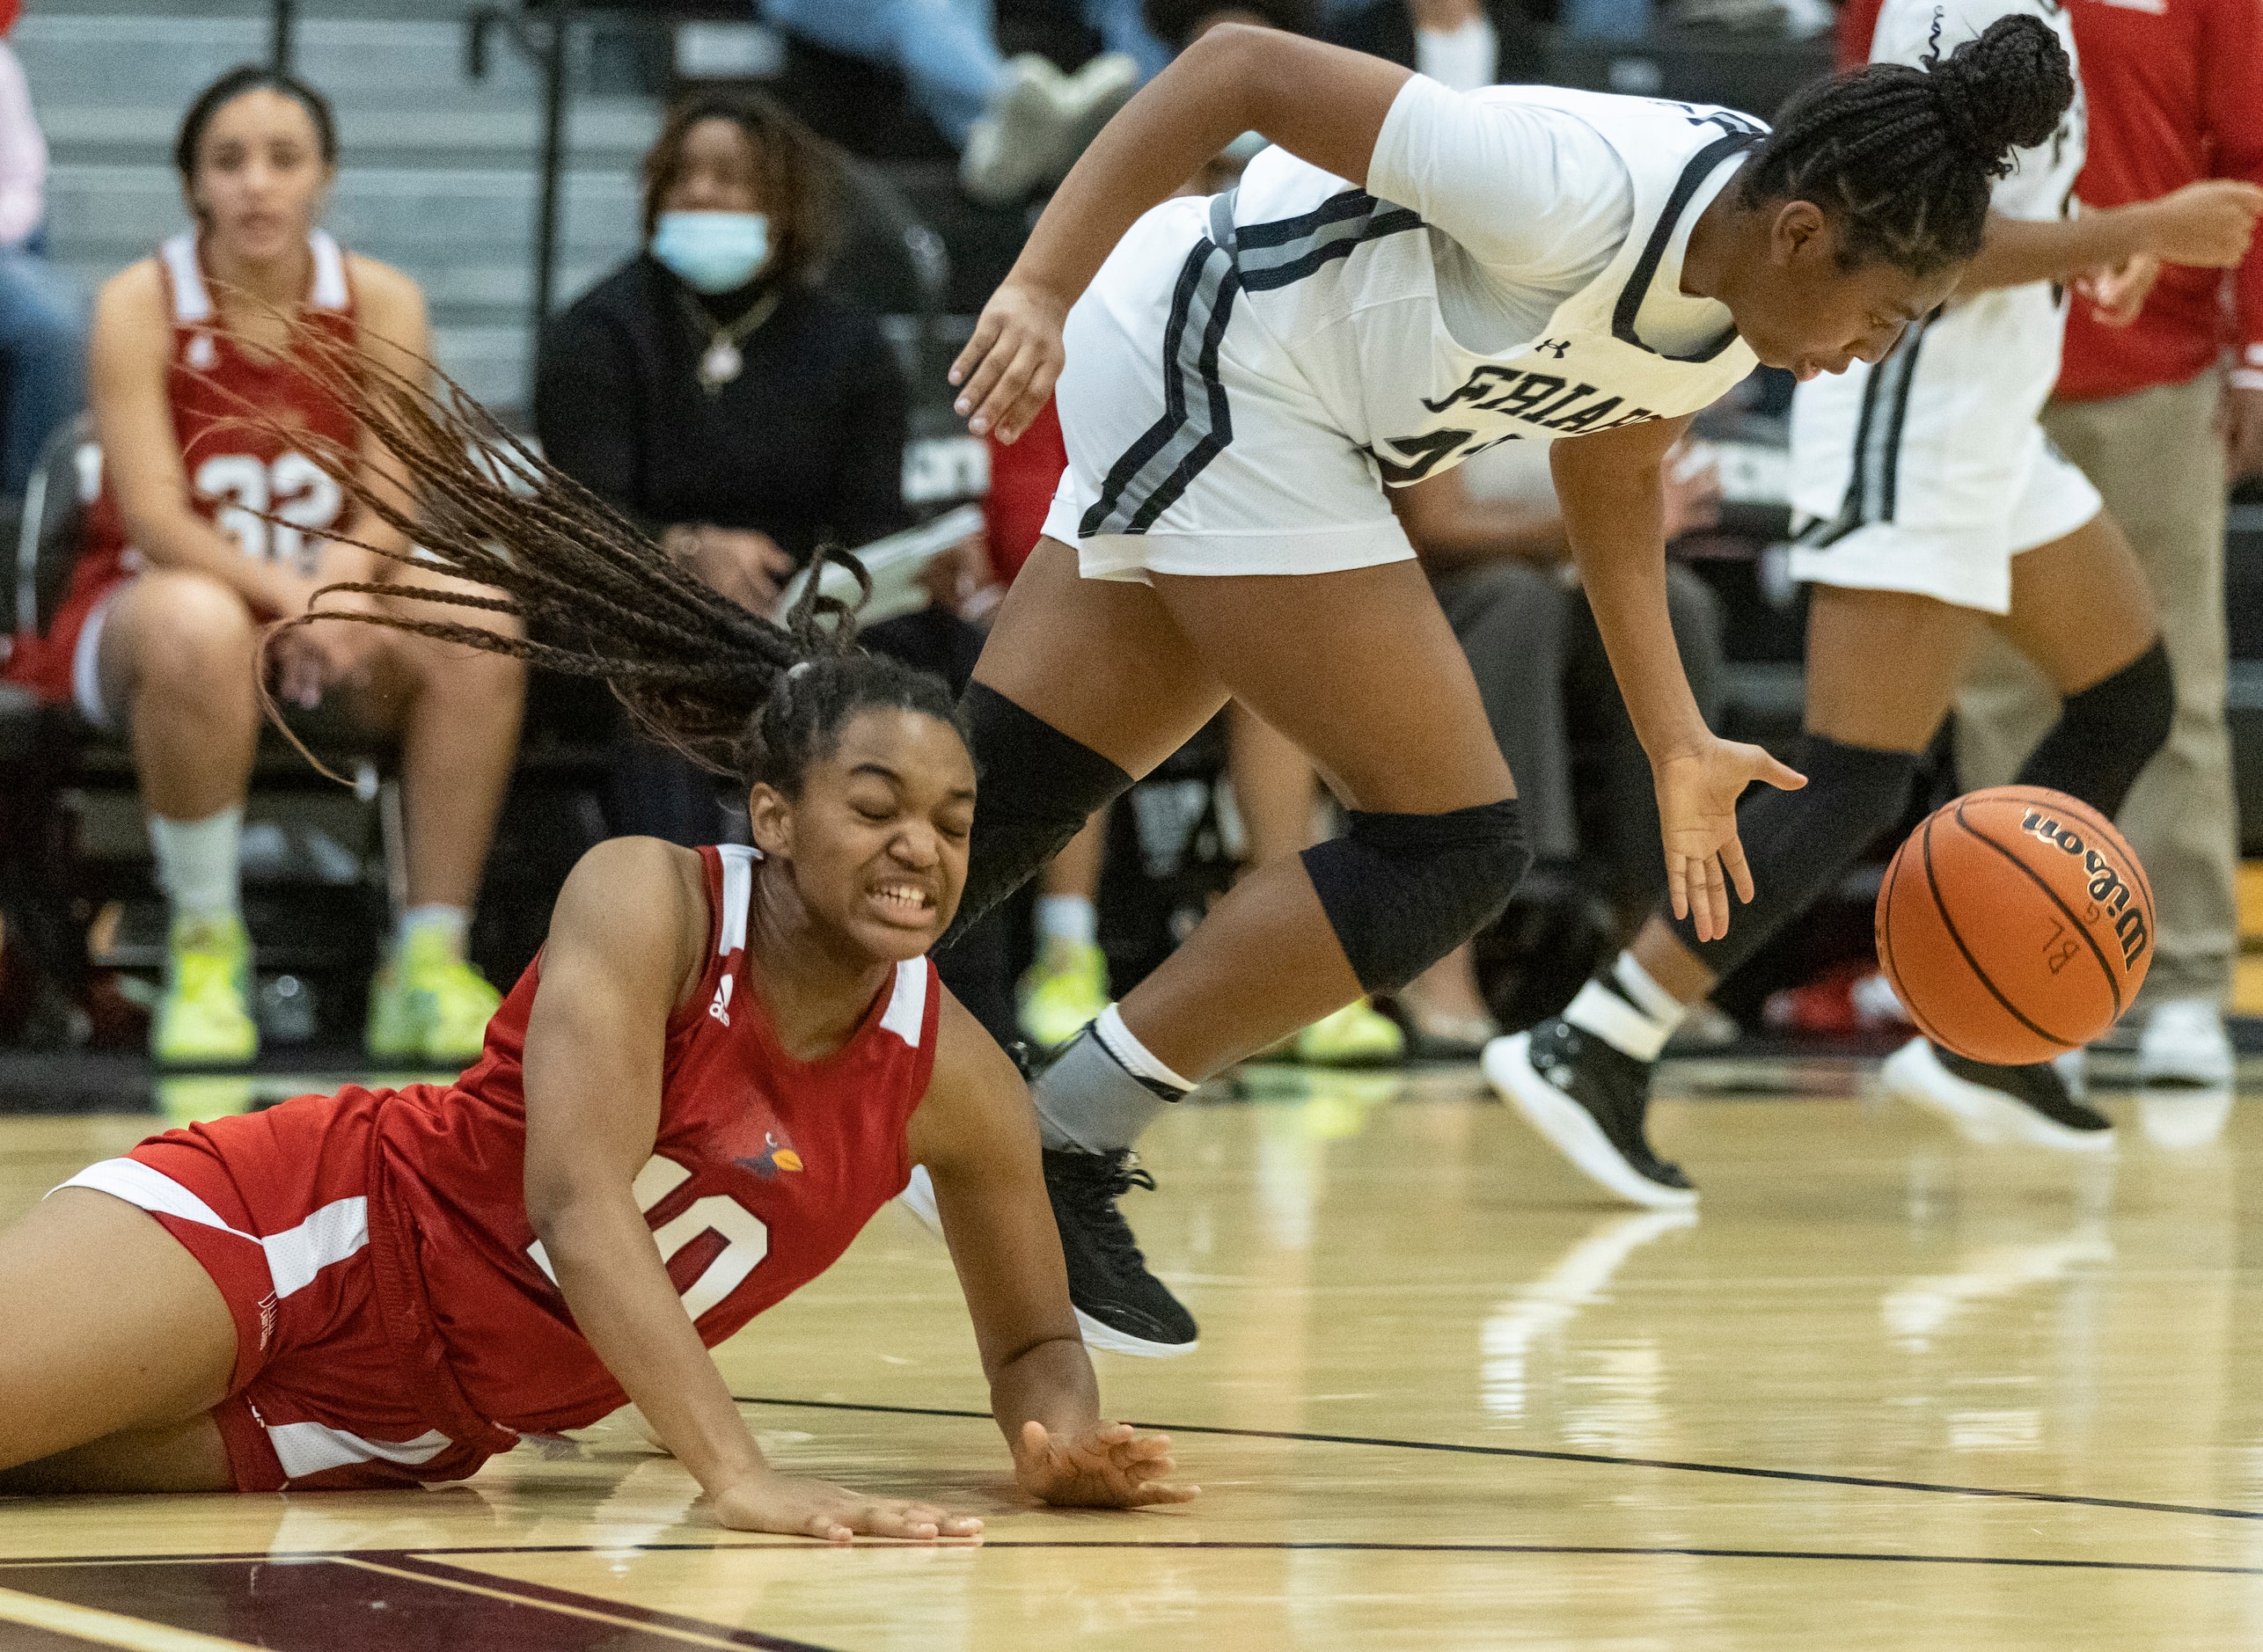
1942;0;2263;1086
537;90;914;848
757;0;1160;204
0;67;524;1068
1323;0;1542;91
0;13;83;495
536;90;1014;1039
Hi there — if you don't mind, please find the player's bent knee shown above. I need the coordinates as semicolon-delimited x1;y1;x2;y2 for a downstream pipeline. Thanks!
116;572;258;691
946;681;1135;940
1300;796;1530;994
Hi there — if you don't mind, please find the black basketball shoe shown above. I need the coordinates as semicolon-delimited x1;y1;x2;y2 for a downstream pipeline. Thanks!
1042;1148;1198;1357
1483;1020;1697;1207
1882;1038;2112;1150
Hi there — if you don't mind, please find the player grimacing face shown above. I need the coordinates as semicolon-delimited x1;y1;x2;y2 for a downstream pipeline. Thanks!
1722;201;1958;383
186;89;333;268
747;708;978;964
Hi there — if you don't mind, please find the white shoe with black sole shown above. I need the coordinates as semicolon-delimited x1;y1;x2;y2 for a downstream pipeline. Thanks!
1484;1026;1698;1210
1881;1037;2113;1151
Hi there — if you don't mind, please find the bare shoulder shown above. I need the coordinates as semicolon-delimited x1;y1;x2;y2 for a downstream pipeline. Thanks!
550;837;710;999
914;986;1032;1159
92;258;166;336
345;252;431;350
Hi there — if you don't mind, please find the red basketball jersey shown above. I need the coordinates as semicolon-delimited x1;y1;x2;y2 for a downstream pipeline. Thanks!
369;844;942;1436
73;230;359;597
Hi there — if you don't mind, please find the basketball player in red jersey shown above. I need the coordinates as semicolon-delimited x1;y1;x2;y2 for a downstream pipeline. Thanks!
0;67;524;1069
0;364;1194;1529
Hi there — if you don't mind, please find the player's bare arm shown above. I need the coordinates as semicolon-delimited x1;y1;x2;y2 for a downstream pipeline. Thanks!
1552;413;1806;943
90;260;314;618
950;25;1410;442
908;992;1197;1511
522;837;979;1543
1957;179;2263;296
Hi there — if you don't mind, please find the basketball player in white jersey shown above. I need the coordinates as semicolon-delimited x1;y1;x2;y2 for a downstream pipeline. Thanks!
1495;0;2262;1206
937;18;2082;1354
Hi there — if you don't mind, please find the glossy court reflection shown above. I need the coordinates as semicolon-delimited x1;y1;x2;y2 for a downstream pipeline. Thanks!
2;1056;2259;1650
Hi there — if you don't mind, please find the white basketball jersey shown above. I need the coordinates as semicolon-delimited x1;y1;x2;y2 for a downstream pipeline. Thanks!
1216;86;1765;484
1789;0;2085;537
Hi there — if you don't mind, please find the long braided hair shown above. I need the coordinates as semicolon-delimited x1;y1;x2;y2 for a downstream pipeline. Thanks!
235;328;963;795
1740;13;2075;277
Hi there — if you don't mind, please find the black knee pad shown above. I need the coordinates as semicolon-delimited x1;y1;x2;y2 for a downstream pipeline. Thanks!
1666;734;1920;978
1300;797;1531;994
944;682;1133;946
2013;638;2172;822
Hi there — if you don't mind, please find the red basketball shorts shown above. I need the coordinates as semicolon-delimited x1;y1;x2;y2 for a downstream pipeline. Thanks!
55;1089;506;1491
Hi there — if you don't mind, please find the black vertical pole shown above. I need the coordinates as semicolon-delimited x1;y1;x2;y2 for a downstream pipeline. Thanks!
530;0;573;394
269;0;297;73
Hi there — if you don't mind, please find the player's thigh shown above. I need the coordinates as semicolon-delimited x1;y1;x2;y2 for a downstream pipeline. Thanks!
1802;582;1988;753
1147;557;1513;815
1991;510;2162;697
970;536;1231;778
0;1188;237;1475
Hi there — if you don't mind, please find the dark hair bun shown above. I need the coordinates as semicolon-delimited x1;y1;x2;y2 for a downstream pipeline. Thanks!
1926;14;2073;178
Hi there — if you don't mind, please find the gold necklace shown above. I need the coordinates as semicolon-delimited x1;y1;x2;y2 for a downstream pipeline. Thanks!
680;285;783;395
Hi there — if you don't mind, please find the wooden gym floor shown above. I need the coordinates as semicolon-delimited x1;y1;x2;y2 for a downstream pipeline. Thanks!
2;1053;2260;1650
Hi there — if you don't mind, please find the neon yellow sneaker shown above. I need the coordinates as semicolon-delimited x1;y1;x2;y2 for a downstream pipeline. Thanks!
153;912;259;1067
1017;938;1110;1048
1291;998;1405;1068
367;925;502;1067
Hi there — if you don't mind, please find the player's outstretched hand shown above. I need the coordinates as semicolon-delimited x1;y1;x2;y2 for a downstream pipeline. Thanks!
949;281;1068;444
1015;1419;1199;1509
706;1472;984;1543
1653;738;1807;944
2136;179;2263;269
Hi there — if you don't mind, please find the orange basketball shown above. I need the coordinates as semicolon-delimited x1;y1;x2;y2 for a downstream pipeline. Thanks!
1875;786;2153;1065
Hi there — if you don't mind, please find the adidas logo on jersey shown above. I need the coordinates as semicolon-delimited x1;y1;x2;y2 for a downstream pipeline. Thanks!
709;973;735;1027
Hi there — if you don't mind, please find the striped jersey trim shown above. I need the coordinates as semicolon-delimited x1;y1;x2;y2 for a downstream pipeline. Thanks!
1078;186;1425;538
1609;123;1761;364
1796;307;1938;549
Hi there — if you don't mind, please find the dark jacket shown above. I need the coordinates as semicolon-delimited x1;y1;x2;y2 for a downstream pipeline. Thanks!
532;254;911;566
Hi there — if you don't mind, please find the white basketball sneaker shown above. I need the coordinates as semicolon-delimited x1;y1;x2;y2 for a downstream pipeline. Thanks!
2135;998;2235;1088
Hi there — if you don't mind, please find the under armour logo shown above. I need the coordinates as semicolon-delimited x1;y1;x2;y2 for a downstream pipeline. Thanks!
709;973;734;1026
1536;338;1571;360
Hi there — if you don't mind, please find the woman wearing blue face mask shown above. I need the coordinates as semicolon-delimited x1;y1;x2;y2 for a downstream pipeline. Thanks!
536;92;913;622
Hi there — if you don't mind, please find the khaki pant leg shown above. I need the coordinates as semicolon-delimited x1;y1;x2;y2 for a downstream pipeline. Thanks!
2044;373;2234;1005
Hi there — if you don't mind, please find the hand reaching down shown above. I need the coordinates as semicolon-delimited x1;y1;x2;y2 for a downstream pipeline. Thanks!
1014;1419;1199;1509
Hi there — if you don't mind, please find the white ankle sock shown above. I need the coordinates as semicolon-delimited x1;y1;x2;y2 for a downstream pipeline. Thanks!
1036;894;1098;950
1563;952;1688;1063
1093;1004;1196;1096
149;807;242;921
398;903;469;956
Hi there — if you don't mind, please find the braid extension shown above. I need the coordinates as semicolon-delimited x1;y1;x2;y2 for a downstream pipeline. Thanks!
203;313;969;793
1739;13;2073;277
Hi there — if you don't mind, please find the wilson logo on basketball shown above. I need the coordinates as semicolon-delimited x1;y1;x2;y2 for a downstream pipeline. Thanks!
2019;809;2149;968
1875;786;2155;1066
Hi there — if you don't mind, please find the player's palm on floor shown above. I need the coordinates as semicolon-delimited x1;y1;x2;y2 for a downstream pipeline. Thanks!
1655;739;1807;942
1016;1420;1198;1509
708;1473;984;1542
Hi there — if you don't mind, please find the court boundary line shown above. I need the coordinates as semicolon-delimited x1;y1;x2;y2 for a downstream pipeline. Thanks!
730;1393;2263;1523
4;1542;2256;1579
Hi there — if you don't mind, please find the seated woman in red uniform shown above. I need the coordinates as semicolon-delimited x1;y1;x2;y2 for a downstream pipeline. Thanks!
0;65;524;1069
0;362;1192;1537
